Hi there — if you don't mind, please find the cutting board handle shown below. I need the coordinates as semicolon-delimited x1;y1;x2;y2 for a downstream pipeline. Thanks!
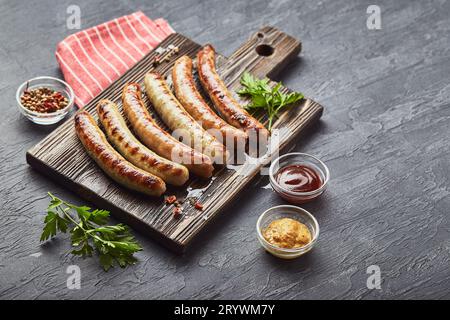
219;26;302;83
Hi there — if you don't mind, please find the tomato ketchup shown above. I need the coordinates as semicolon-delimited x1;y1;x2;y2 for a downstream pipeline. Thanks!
275;164;323;193
270;153;329;204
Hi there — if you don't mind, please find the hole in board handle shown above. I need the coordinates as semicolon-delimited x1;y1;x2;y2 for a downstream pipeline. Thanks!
255;44;274;57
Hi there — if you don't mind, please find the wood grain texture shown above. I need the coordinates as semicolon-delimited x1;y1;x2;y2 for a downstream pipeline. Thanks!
26;27;323;252
0;0;449;300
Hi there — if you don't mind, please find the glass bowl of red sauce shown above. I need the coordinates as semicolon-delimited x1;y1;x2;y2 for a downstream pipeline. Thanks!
269;153;330;204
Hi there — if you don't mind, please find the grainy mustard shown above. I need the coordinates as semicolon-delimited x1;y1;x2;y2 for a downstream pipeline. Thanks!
263;218;311;249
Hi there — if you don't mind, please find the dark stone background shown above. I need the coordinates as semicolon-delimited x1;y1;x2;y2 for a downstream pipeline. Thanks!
0;0;448;299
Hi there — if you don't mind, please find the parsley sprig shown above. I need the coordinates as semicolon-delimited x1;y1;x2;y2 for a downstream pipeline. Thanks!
237;72;304;130
40;192;142;271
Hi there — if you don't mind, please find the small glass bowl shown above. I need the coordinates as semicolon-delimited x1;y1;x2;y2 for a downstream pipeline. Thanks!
269;152;330;204
256;205;319;259
16;76;74;125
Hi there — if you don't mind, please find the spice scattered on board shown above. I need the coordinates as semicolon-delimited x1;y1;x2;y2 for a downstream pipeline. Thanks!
151;45;180;67
20;86;68;113
165;195;205;219
194;201;204;211
165;195;177;204
173;207;183;219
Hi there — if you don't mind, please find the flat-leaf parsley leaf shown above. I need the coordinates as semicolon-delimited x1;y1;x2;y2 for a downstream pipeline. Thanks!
40;192;142;271
237;72;304;130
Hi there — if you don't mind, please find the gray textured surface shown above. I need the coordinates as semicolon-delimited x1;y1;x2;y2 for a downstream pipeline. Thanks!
0;0;449;300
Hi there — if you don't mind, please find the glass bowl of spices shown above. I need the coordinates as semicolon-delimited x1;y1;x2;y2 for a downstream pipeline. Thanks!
16;76;74;125
269;152;330;204
256;205;319;259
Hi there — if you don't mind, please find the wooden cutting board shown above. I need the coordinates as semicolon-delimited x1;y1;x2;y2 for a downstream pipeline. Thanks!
26;26;323;253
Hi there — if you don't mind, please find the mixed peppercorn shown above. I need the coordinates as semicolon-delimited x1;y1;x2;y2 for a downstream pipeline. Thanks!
151;45;180;67
20;86;69;113
165;195;204;219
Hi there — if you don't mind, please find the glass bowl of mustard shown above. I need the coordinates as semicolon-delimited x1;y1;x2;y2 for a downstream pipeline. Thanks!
269;152;330;204
256;205;319;259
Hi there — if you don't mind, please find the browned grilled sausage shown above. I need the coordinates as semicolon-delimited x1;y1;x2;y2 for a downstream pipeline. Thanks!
96;99;189;186
74;110;166;196
144;72;229;165
197;44;270;140
121;83;214;178
172;56;248;150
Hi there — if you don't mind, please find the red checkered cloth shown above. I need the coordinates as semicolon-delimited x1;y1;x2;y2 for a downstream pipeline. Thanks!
56;11;174;107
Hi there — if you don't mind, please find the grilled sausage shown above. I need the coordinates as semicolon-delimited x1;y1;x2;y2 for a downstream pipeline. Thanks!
197;44;270;140
96;99;189;186
172;56;248;151
122;83;214;178
144;72;230;165
74;110;166;196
